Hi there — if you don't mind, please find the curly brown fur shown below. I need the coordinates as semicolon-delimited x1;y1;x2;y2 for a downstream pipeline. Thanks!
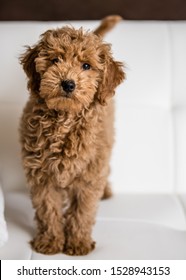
19;15;125;255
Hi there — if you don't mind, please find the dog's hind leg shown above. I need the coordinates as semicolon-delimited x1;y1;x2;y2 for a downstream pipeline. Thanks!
101;181;113;199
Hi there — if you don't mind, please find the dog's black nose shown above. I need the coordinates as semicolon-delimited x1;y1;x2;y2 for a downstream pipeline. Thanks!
61;80;76;93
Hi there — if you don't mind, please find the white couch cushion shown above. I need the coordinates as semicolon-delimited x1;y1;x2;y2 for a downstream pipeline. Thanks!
0;21;186;193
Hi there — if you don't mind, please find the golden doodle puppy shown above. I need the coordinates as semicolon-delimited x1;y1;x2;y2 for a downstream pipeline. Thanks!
19;15;125;255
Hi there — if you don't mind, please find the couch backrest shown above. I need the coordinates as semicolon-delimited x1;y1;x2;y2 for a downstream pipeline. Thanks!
0;21;186;193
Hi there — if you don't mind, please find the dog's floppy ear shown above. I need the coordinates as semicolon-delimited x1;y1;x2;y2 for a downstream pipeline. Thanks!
20;45;41;94
96;51;125;105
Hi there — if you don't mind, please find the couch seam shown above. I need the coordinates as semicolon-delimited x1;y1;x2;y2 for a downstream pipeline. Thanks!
176;194;186;227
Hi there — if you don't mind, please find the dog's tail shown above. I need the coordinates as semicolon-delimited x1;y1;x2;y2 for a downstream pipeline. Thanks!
94;15;122;37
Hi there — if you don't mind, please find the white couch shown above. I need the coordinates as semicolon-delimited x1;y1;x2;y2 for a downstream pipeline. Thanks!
0;20;186;260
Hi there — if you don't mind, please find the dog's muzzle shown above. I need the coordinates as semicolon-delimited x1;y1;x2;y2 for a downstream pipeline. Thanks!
61;80;76;96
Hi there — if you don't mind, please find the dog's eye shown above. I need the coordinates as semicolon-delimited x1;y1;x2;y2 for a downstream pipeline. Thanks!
82;63;91;70
51;58;59;64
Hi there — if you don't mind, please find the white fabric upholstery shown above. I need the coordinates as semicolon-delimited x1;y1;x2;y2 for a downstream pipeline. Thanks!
0;191;186;260
0;20;186;259
0;184;8;248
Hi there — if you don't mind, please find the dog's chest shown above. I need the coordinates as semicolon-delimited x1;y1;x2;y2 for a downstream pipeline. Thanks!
21;104;108;186
32;111;100;159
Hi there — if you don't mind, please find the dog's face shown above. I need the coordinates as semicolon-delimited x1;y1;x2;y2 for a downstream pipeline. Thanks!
21;26;124;112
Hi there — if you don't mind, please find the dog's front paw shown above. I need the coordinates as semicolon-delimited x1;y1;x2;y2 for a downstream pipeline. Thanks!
64;239;96;256
31;233;64;255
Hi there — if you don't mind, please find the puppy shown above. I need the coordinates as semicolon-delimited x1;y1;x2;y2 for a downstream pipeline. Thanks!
19;15;125;255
